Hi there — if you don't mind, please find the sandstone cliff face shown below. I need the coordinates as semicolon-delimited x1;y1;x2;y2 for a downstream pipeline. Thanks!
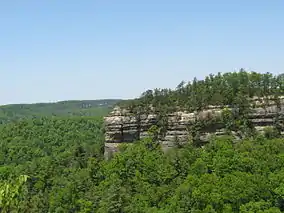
104;96;284;157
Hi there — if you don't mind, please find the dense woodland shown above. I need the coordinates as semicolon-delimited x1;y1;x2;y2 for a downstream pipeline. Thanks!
0;99;121;124
1;70;284;212
120;69;284;112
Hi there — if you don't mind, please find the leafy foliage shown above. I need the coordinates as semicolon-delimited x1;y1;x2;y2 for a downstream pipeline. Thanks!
1;71;284;212
0;175;29;213
1;121;284;212
0;116;105;212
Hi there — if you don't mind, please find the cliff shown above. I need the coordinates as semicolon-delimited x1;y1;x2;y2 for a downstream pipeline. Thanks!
104;96;284;157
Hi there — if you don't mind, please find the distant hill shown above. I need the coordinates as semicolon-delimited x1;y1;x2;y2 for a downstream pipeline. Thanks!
0;99;122;123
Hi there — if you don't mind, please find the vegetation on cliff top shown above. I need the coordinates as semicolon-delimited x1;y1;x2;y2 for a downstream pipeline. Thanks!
117;70;284;142
119;70;284;113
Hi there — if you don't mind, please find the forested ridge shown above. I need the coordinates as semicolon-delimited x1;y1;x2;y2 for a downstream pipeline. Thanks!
1;70;284;212
120;70;284;112
0;99;121;124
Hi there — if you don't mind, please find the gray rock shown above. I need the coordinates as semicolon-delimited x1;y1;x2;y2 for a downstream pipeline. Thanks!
104;96;284;157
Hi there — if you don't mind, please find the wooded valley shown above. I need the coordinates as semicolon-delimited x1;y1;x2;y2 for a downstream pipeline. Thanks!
1;70;284;213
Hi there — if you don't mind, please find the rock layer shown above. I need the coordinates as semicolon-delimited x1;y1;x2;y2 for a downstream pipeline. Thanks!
104;96;284;157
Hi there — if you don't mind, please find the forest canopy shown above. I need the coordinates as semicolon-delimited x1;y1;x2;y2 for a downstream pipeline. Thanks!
1;70;284;212
2;128;284;212
0;99;121;124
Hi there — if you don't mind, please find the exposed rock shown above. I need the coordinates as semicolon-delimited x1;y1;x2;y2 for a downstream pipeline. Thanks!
104;96;284;156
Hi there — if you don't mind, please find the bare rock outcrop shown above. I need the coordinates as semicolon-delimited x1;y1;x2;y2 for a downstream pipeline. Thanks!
104;96;284;157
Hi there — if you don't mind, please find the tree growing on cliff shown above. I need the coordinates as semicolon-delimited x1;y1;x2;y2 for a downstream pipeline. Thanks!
121;70;284;112
118;70;284;142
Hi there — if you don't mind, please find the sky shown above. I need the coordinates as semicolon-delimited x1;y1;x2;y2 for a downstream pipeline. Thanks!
0;1;284;105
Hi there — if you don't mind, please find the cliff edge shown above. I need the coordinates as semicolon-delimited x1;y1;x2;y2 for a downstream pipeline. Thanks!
104;96;284;157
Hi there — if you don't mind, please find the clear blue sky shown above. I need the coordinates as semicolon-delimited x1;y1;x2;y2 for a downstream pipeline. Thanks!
1;1;283;105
